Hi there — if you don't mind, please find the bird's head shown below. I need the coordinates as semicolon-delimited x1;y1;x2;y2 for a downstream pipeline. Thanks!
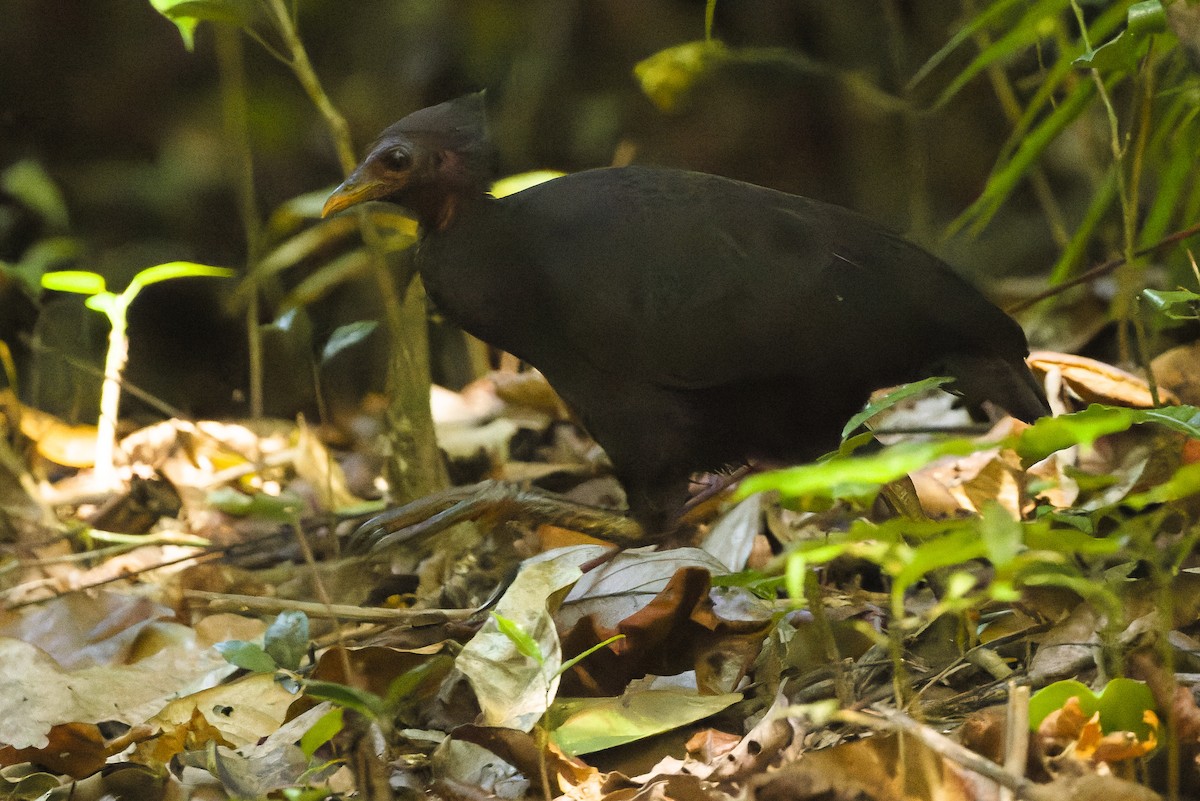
322;92;492;231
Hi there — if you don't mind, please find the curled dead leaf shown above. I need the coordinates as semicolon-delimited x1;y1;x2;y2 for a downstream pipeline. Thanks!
1029;351;1178;409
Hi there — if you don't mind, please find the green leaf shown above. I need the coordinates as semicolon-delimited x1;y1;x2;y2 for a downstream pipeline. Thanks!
841;376;954;439
214;640;278;673
634;40;729;113
1016;404;1200;464
1125;461;1200;509
126;261;233;298
907;0;1031;92
737;437;987;504
1;160;69;230
299;707;344;760
41;270;106;295
264;611;309;671
148;0;254;50
1142;288;1200;321
979;502;1023;568
206;487;304;521
491;612;544;665
1014;404;1137;462
1029;678;1157;741
321;321;379;363
1075;0;1167;74
303;680;388;721
84;293;118;317
948;79;1096;236
551;691;741;756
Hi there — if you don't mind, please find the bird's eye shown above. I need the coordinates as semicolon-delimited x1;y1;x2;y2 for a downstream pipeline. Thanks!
382;148;411;170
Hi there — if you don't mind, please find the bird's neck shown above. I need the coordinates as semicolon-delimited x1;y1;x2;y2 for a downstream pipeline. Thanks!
409;183;490;233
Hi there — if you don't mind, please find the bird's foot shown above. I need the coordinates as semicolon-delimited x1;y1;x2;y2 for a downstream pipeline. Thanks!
349;479;648;553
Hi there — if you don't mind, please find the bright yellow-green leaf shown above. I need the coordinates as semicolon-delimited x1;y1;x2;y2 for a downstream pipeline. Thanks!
42;270;106;295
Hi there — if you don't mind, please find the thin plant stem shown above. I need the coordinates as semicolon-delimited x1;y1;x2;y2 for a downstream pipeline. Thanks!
259;0;446;501
215;26;264;420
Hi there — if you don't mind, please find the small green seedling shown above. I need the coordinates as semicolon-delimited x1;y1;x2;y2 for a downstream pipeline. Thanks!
42;262;233;486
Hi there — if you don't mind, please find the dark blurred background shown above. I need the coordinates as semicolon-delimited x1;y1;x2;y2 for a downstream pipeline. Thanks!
1;0;1099;424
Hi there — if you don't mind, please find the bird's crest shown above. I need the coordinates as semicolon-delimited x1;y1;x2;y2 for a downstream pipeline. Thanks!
381;92;490;153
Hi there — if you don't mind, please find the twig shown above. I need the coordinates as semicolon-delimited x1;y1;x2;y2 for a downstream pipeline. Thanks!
836;707;1056;801
184;589;474;625
1005;218;1200;314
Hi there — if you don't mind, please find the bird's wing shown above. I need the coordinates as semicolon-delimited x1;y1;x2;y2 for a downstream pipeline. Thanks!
504;167;1023;392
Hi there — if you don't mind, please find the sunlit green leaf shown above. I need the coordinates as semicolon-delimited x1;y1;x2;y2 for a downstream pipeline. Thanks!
1014;404;1138;462
148;0;254;50
1029;678;1157;741
491;612;544;665
299;707;344;759
126;261;233;297
41;270;106;295
737;438;986;503
206;487;304;521
841;376;954;439
635;40;729;113
551;691;741;756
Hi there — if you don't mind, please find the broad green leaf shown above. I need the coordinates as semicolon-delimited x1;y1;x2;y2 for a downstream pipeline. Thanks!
264;611;309;672
126;261;233;297
148;0;254;50
892;528;987;600
1014;404;1137;462
841;376;954;439
551;691;741;756
1142;288;1200;321
299;707;344;759
980;502;1023;567
1075;0;1167;73
41;270;106;295
1029;678;1157;741
321;321;379;363
215;640;278;673
736;437;987;503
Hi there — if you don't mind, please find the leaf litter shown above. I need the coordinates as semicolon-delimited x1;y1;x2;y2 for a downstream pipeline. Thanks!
1;353;1200;799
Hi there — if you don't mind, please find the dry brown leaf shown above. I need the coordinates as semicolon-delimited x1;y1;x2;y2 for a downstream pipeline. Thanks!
1028;351;1177;408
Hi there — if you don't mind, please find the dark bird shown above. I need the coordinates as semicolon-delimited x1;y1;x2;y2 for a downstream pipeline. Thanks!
323;94;1049;533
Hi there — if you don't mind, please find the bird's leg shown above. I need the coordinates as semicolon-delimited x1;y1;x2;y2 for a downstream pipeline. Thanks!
349;480;647;553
